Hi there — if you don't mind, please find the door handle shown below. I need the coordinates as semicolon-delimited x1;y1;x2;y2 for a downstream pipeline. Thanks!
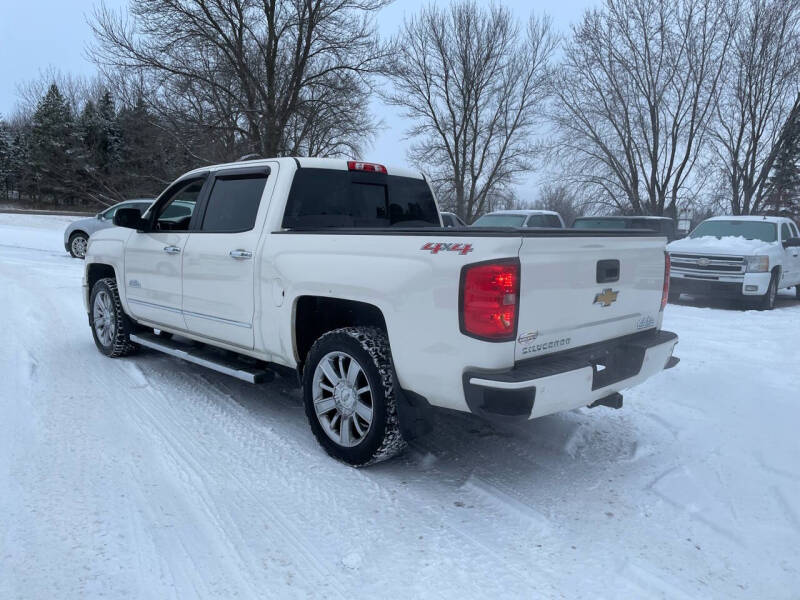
163;245;181;255
229;249;253;260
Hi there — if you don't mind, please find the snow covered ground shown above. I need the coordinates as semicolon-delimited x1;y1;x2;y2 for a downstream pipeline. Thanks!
1;213;799;599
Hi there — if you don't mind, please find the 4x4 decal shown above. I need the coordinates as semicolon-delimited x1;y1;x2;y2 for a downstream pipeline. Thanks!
421;242;474;255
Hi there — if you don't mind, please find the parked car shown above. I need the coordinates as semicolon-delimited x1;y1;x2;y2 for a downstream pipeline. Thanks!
64;199;153;258
83;157;678;466
440;211;466;227
667;215;800;309
471;209;565;228
572;216;679;241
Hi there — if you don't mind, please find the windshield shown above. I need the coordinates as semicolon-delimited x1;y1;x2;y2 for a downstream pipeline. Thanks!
471;214;527;227
573;218;627;229
690;220;777;243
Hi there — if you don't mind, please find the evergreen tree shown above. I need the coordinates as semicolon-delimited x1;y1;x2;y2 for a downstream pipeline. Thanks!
80;91;122;177
0;117;11;200
28;84;81;204
116;96;174;196
765;109;800;219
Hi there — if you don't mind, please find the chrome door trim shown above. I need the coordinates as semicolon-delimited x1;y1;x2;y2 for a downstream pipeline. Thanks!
127;298;251;329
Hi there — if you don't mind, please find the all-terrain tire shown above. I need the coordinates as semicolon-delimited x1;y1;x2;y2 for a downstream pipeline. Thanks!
68;232;89;259
757;270;779;310
89;277;137;357
302;327;407;467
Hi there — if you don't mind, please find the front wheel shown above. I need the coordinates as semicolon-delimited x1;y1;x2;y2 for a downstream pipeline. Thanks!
68;232;89;259
90;277;137;357
757;271;779;310
302;327;407;466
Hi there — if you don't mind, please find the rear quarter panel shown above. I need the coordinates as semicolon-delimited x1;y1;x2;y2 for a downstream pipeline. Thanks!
260;233;523;412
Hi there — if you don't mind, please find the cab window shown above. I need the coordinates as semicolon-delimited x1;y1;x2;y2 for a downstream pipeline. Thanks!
154;179;205;231
781;223;792;242
200;174;268;233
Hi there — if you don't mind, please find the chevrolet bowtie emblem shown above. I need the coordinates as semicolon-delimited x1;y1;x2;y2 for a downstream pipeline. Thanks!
594;288;619;307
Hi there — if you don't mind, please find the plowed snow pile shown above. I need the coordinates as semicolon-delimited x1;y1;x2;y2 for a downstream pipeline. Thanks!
1;213;798;599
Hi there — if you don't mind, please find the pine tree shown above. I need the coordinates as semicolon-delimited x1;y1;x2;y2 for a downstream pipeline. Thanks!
29;84;82;204
765;107;800;219
0;117;11;201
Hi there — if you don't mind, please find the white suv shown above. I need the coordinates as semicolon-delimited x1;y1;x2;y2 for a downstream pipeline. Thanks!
667;216;800;309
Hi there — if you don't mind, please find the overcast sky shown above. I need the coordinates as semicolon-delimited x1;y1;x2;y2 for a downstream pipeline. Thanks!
0;0;598;187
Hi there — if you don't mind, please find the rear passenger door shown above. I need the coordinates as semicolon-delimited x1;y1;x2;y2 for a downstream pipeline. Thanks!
181;165;275;349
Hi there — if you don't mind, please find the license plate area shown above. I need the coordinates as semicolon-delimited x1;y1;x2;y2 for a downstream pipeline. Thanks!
590;344;646;390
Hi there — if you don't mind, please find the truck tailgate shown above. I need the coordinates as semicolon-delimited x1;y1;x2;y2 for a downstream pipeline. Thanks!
515;235;666;362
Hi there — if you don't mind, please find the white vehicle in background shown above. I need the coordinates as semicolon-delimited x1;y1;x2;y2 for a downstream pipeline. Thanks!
82;157;678;466
667;216;800;309
471;209;565;228
440;211;466;227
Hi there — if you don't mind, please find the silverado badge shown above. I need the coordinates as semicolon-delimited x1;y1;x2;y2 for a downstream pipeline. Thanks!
593;288;619;307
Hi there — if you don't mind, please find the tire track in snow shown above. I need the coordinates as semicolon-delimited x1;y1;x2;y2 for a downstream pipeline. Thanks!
108;360;346;599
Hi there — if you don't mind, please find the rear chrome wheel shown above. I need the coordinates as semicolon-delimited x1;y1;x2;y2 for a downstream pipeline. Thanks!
312;351;374;447
302;327;406;466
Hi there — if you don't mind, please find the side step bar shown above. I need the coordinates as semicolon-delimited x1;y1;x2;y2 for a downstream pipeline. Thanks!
130;332;274;384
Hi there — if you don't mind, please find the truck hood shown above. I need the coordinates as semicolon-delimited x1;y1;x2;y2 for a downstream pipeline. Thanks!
667;235;775;256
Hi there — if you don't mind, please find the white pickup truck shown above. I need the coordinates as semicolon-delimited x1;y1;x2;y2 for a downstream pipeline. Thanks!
667;216;800;309
83;157;679;466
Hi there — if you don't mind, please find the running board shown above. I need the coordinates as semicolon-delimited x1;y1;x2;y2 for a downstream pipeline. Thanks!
130;332;274;384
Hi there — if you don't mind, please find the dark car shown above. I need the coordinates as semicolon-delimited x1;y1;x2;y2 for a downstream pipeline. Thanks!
572;216;679;241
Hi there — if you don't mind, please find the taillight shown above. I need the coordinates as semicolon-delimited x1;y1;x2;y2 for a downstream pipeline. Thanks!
661;252;670;311
460;259;520;341
347;160;387;174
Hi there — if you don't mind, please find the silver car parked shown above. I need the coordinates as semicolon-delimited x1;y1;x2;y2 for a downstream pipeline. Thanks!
64;199;154;258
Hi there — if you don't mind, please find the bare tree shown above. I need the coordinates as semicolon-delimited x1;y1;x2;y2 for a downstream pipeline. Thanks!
551;0;737;216
89;0;390;160
381;1;556;222
534;183;588;225
710;0;800;215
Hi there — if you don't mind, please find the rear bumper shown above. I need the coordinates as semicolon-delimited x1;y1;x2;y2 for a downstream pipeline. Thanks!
463;329;678;421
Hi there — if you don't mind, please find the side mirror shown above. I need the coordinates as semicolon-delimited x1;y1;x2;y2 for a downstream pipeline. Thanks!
782;237;800;248
113;207;146;230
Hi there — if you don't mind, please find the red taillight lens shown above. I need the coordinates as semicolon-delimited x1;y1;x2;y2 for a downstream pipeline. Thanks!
347;160;387;174
661;252;670;311
460;260;520;341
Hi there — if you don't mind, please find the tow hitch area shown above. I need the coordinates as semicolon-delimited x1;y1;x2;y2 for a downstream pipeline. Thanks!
589;392;623;410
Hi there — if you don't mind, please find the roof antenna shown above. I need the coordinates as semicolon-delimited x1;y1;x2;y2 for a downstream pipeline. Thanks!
237;153;262;162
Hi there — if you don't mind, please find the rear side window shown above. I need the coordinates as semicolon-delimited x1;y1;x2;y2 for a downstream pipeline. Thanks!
526;214;562;228
282;169;439;228
201;174;268;232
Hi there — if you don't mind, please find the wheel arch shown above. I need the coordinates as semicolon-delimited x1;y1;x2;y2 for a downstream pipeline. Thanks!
86;262;118;307
293;296;388;372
